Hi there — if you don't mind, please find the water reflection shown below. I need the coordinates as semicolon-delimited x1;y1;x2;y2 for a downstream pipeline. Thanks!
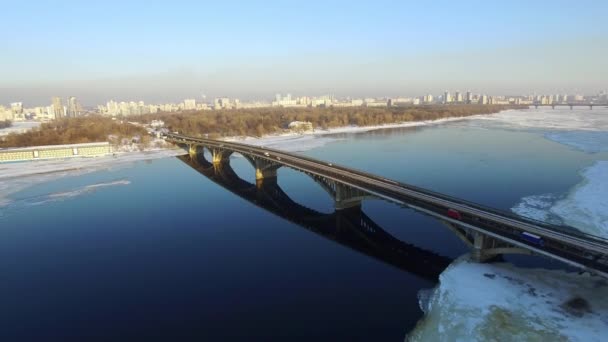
178;154;452;281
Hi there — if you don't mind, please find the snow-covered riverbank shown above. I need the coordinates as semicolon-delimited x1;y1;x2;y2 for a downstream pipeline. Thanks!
408;257;608;342
0;121;41;137
224;114;493;152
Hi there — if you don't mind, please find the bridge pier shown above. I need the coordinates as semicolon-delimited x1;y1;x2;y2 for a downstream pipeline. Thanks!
211;148;232;164
313;176;369;210
254;159;280;181
188;144;204;159
242;155;281;181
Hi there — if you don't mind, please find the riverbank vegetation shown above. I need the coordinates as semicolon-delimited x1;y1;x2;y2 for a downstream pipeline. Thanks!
0;120;12;129
133;104;523;137
1;105;523;148
0;117;148;148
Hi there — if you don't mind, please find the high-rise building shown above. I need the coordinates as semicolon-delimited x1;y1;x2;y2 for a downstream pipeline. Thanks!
455;91;463;103
52;97;64;119
443;91;451;104
67;96;79;117
466;91;472;104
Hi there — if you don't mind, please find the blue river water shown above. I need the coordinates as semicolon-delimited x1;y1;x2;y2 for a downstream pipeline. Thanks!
1;115;606;340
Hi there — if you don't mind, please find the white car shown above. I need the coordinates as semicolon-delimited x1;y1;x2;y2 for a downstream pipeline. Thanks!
264;152;270;157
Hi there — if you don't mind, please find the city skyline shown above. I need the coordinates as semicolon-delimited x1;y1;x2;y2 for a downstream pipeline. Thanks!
2;1;607;105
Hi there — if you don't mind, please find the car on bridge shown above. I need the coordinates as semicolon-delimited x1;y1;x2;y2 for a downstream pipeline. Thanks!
520;232;544;247
447;209;462;220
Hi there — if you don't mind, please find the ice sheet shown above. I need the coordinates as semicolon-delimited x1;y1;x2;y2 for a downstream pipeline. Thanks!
408;257;608;342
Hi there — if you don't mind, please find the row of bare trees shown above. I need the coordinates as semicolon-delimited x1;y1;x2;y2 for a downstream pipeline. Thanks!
0;117;148;148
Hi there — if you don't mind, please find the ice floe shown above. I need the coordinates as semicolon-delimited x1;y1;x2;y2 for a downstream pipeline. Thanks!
467;107;608;132
0;148;186;208
0;180;131;216
0;121;41;137
512;162;608;239
408;257;608;342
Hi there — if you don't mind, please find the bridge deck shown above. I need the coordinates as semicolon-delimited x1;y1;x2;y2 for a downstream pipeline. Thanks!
167;133;608;277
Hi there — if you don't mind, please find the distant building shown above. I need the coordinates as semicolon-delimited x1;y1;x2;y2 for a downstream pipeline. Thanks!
52;97;64;119
150;120;165;128
67;96;79;117
288;121;313;133
455;91;463;103
184;99;196;110
466;91;472;104
0;105;13;121
443;91;451;104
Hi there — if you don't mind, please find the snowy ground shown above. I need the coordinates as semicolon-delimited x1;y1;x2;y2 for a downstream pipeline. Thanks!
0;121;41;136
408;257;608;342
224;115;490;152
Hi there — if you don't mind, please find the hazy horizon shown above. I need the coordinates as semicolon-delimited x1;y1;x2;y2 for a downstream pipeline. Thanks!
3;0;607;106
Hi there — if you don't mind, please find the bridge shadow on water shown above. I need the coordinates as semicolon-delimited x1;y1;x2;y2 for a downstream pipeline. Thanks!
178;154;453;282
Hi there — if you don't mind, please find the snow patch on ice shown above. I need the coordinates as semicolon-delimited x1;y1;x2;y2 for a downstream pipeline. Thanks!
408;257;608;342
224;115;492;152
467;107;608;132
0;148;185;208
1;180;131;216
513;161;608;239
0;121;41;137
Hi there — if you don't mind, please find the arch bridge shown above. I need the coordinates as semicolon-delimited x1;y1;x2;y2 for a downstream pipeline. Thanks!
166;133;608;278
178;154;452;281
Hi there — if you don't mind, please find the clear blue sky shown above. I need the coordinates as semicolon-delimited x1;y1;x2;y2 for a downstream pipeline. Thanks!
2;0;607;105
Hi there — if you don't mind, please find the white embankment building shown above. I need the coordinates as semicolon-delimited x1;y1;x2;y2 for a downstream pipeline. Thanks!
0;142;112;163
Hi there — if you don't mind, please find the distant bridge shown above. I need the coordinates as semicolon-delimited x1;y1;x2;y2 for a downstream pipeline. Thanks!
178;155;452;281
532;103;608;110
166;133;608;278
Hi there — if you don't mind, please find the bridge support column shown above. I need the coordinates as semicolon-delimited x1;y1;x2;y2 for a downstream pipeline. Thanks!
335;184;366;210
188;144;202;158
471;232;493;263
313;177;369;210
211;148;232;164
254;159;280;181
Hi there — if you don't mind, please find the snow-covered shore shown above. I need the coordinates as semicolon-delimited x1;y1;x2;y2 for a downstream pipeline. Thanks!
408;256;608;342
0;121;41;137
223;114;492;152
